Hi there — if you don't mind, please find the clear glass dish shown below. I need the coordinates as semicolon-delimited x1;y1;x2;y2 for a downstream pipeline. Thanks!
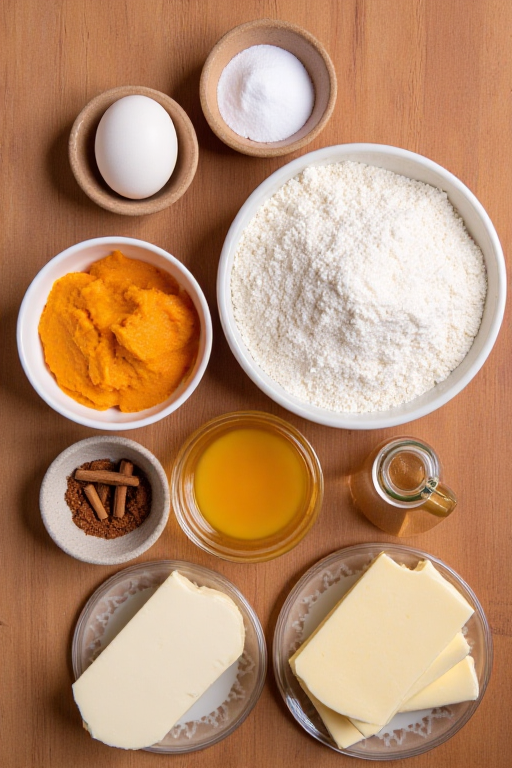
171;411;324;562
273;543;492;761
72;559;267;753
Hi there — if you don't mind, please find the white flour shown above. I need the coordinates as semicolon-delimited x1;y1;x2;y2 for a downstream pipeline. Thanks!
231;162;487;413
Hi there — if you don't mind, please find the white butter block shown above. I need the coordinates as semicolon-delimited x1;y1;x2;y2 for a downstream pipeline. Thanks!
349;631;470;737
290;657;364;749
298;654;478;748
292;633;472;744
73;571;245;749
405;631;470;699
292;553;474;725
400;656;479;712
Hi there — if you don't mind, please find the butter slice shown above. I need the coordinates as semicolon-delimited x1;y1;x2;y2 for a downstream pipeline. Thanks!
73;571;245;749
292;553;474;725
349;631;470;737
404;631;470;700
289;657;363;749
297;654;478;748
292;634;471;745
400;656;479;712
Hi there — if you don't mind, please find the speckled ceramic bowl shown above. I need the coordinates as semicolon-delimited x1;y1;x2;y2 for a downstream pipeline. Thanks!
40;436;170;565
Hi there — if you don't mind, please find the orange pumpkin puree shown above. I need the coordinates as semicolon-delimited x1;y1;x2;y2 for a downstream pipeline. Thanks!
38;251;200;412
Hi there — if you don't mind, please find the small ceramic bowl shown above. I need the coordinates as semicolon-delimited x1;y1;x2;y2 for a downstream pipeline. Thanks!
17;236;212;430
40;437;170;565
69;86;199;215
171;411;324;563
200;20;337;157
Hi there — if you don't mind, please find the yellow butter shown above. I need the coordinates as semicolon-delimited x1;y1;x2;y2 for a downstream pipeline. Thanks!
350;631;470;737
292;553;474;725
289;656;363;749
298;654;478;748
400;656;479;712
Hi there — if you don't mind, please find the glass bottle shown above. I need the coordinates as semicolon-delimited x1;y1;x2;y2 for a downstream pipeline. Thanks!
349;437;457;536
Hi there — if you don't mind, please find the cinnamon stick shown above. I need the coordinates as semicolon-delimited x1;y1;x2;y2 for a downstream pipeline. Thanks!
83;484;108;521
96;483;109;506
113;461;133;519
74;469;139;487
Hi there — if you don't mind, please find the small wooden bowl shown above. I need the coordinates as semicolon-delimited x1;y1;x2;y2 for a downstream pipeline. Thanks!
69;86;199;215
200;20;337;158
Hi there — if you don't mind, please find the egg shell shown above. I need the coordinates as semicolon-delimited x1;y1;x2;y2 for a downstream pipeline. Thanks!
95;95;178;200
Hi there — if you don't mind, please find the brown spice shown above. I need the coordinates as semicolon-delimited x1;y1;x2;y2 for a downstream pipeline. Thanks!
66;459;152;539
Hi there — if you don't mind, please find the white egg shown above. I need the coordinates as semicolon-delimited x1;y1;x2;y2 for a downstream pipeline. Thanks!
95;95;178;200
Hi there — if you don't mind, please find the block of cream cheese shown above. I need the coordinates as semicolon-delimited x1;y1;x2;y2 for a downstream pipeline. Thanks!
349;631;470;737
291;553;474;724
73;571;245;749
400;656;479;712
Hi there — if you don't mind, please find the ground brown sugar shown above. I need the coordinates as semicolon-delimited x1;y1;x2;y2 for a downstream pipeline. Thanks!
66;459;152;539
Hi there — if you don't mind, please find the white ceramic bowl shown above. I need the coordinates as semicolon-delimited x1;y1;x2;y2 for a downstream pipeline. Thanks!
40;436;170;565
17;236;212;430
217;144;506;429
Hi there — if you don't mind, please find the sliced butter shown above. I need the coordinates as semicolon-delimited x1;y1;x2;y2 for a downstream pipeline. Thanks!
73;571;245;750
289;656;363;749
292;634;472;745
404;631;470;700
292;553;474;725
400;656;479;712
298;654;478;748
349;631;470;737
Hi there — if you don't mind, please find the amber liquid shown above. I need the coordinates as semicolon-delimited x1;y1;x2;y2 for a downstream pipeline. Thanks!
194;427;307;540
349;448;449;537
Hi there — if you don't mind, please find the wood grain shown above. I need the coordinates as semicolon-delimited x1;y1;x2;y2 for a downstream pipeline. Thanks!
1;1;511;766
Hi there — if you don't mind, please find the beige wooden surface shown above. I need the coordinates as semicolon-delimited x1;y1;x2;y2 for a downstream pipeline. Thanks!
1;1;511;766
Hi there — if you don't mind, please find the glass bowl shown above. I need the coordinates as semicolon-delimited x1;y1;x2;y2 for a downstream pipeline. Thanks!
171;411;323;563
273;543;492;761
72;559;267;753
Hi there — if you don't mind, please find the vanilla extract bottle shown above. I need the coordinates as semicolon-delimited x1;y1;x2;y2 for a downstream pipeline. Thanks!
349;437;457;536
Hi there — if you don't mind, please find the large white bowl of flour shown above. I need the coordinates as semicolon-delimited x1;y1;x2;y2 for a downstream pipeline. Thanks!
217;144;506;429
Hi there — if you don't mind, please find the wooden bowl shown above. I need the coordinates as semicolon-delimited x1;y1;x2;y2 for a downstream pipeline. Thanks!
69;86;199;215
200;20;337;158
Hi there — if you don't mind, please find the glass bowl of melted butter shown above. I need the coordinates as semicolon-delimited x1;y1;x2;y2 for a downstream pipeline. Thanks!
171;411;324;562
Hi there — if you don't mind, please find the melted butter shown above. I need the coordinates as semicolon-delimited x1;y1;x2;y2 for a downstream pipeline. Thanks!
194;427;307;540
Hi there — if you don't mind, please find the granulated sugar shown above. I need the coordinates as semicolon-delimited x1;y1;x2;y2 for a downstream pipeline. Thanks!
217;45;315;142
231;162;487;413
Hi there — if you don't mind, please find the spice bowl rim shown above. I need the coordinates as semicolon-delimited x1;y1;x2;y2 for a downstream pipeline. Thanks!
273;542;493;760
200;18;337;158
69;85;199;215
39;436;170;565
217;142;507;429
171;410;324;563
17;235;212;430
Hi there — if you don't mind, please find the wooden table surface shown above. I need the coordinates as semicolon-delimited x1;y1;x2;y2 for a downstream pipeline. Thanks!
2;1;511;766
